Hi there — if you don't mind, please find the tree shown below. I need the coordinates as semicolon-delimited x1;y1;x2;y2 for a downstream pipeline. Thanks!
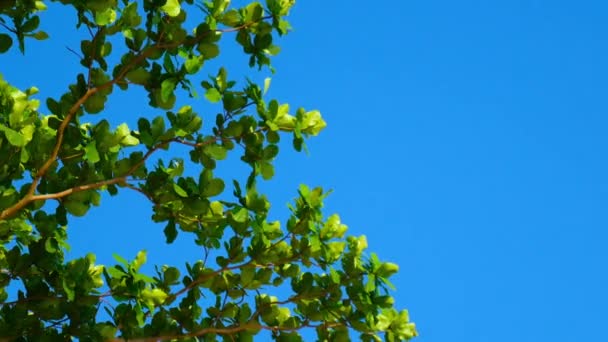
0;0;417;340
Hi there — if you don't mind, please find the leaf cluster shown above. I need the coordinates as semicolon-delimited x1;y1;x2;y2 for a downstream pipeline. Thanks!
0;0;416;341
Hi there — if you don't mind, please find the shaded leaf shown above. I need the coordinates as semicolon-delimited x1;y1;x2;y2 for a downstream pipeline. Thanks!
0;33;13;53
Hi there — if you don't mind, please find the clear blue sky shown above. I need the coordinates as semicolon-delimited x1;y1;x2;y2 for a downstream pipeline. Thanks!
3;1;608;341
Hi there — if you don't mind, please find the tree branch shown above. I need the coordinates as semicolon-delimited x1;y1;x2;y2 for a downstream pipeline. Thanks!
0;86;98;220
0;13;277;221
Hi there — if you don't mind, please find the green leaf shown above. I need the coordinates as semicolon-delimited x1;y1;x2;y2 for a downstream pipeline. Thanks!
216;67;228;90
116;123;130;139
320;214;348;240
268;100;279;120
34;1;46;10
62;280;75;301
173;183;188;197
132;250;147;272
161;78;177;102
46;98;60;114
120;135;139;146
44;238;58;253
222;10;240;26
205;144;227;159
22;16;40;32
64;201;89;217
141;288;168;307
265;45;281;56
267;130;280;143
365;274;376;293
263;77;271;95
210;201;224;215
161;0;181;17
260;162;274;180
301;110;326;135
84;93;107;114
116;123;139;146
203;178;224;197
154;89;176;110
376;262;399;278
263;145;279;159
151;116;165;140
135;303;145;326
243;2;263;23
205;88;221;103
84;142;100;163
97;324;118;339
163;266;180;284
184;55;204;74
231;207;248;223
241;266;255;286
112;253;129;268
95;8;116;26
0;125;25;146
126;69;151;85
275;114;296;131
164;221;178;243
32;31;49;40
197;43;220;59
163;53;176;73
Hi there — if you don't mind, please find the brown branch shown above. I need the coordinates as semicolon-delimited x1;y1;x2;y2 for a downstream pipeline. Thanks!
26;139;166;203
0;87;98;220
1;28;109;221
0;125;252;220
25;133;237;204
1;292;112;306
0;40;159;221
29;177;127;202
0;14;275;221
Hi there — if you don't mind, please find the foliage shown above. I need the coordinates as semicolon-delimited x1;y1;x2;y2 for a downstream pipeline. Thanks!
0;0;417;340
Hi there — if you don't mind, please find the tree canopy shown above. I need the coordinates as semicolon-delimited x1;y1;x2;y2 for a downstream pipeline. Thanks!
0;0;417;340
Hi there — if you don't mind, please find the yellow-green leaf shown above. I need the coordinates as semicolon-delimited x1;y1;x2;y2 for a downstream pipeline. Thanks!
161;0;181;17
0;125;25;146
205;88;221;103
95;8;117;26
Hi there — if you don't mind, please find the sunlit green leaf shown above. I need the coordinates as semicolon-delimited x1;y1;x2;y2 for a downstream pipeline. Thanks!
161;0;181;17
205;88;221;103
84;142;100;163
0;125;25;146
95;8;116;26
173;183;188;197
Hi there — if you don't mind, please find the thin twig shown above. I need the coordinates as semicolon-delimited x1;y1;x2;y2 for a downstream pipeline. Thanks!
0;21;16;34
65;45;83;59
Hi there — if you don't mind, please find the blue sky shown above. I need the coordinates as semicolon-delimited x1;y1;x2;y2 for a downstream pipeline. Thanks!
3;0;608;341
